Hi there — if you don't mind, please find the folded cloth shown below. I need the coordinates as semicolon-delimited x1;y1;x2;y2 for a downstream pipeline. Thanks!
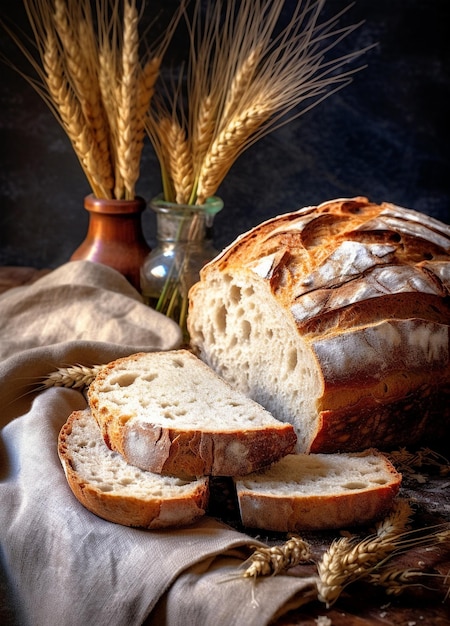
0;261;317;626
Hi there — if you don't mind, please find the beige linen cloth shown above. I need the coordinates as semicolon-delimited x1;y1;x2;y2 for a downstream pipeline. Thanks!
0;261;317;626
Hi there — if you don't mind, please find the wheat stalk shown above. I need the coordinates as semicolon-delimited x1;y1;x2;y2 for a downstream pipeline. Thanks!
164;119;194;205
317;498;450;608
196;102;272;204
222;45;264;121
147;0;371;206
42;29;109;197
243;535;312;579
368;567;446;597
42;364;104;390
115;0;140;199
5;0;183;201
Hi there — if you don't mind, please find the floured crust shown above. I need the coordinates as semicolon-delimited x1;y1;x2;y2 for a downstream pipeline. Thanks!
88;351;297;477
58;409;209;528
188;197;450;453
235;450;402;531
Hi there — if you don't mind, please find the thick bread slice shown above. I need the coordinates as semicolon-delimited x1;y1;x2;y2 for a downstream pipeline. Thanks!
235;449;402;531
58;408;209;528
188;197;450;453
88;350;297;477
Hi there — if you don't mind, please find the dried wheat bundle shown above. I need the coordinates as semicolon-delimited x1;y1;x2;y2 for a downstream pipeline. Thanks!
146;0;372;205
3;0;181;200
317;499;450;607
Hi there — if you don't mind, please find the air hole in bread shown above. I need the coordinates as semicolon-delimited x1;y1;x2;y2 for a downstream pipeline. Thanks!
215;305;227;332
287;349;298;371
342;481;368;490
108;373;137;387
241;319;251;339
171;358;185;368
98;483;114;492
230;284;242;304
142;373;158;383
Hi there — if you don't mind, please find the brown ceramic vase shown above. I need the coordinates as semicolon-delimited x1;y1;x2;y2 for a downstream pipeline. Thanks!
70;194;151;290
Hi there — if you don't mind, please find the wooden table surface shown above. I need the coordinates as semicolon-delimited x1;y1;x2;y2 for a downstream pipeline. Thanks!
1;266;449;626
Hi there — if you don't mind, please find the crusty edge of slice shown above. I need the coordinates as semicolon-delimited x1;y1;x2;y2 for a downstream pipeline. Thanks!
118;422;297;478
234;451;402;532
88;351;297;478
58;409;209;529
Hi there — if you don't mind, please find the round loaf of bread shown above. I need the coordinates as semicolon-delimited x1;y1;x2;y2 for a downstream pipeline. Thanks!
58;408;209;528
188;197;450;453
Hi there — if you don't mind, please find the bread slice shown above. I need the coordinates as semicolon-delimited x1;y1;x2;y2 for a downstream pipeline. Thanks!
188;197;450;453
58;408;209;528
234;449;402;531
88;350;297;478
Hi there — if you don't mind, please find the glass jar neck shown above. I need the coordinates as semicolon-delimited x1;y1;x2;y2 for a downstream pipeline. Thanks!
150;195;223;244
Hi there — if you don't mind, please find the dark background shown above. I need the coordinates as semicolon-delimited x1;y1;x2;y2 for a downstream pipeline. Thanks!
0;0;449;272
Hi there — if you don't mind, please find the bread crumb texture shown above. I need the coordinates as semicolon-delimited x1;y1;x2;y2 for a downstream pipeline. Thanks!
91;350;288;430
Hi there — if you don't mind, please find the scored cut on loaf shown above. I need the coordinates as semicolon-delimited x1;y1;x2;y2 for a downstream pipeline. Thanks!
88;350;297;478
234;449;402;532
188;197;450;454
58;408;209;528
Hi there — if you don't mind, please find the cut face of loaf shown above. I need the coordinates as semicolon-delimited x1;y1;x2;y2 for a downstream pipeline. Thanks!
58;409;209;528
188;197;450;453
234;449;402;531
88;350;297;477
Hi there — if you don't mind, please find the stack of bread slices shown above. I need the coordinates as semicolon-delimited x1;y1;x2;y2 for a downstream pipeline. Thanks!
58;349;402;531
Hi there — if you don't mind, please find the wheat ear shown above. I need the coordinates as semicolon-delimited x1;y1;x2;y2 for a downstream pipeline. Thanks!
368;567;447;597
166;119;194;205
42;30;106;197
196;103;272;203
116;0;140;199
53;0;113;196
317;500;450;608
243;536;312;580
42;364;104;390
191;94;216;181
129;56;160;174
222;45;263;121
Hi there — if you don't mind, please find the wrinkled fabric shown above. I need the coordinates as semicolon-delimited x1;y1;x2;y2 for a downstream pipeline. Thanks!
0;261;317;626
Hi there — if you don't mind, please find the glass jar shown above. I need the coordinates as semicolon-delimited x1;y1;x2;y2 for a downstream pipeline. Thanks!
140;194;223;337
